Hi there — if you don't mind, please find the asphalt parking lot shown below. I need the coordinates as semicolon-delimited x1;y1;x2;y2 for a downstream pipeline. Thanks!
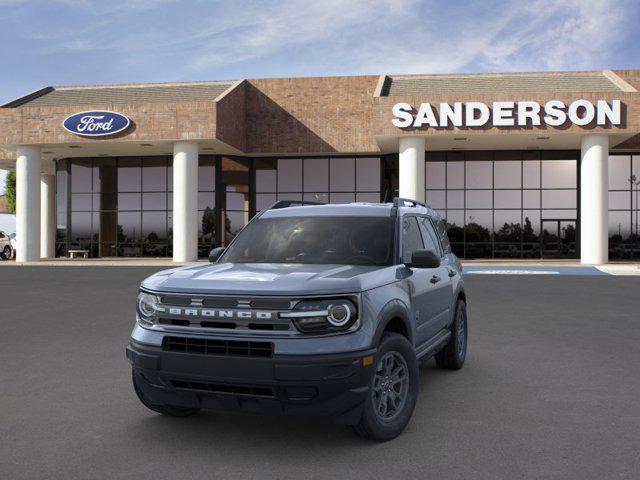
1;267;639;480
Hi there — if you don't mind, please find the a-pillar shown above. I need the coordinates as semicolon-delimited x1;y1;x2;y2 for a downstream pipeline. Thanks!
398;137;426;202
172;141;198;262
580;134;609;264
16;146;41;262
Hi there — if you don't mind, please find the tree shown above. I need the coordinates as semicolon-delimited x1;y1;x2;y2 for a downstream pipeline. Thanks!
5;171;16;214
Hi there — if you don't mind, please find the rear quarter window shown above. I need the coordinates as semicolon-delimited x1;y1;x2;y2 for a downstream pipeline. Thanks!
436;219;452;254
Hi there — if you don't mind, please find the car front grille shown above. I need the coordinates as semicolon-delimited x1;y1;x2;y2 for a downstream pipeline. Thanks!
162;336;273;358
170;379;275;397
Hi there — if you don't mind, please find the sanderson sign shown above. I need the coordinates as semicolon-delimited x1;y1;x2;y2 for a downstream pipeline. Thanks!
63;110;131;137
391;100;622;128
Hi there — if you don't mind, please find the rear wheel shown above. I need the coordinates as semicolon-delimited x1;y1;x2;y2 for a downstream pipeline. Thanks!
435;299;467;370
132;370;200;417
349;333;419;441
1;245;11;260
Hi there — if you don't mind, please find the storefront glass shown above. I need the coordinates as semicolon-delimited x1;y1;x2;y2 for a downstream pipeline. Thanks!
608;154;640;259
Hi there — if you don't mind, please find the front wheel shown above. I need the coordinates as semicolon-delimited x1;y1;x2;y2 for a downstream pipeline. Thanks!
1;245;11;260
434;299;467;370
349;333;419;441
132;370;200;417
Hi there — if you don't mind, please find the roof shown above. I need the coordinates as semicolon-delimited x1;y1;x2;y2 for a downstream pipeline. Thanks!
261;202;439;218
381;72;631;96
2;81;237;108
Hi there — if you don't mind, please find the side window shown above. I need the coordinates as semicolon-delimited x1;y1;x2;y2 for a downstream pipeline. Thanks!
436;219;452;254
418;217;442;256
402;217;424;264
0;232;5;239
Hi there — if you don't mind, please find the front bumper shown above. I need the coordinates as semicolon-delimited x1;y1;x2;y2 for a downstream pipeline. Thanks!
126;340;376;424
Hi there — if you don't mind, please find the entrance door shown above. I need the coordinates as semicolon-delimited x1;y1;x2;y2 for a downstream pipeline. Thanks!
541;219;578;258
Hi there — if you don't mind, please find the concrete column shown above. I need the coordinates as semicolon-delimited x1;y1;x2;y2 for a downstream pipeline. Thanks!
398;137;425;202
40;162;56;259
16;146;41;262
580;134;609;264
172;141;198;262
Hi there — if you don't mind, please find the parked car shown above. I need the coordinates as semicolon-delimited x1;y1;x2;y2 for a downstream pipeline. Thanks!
0;231;14;260
126;198;468;441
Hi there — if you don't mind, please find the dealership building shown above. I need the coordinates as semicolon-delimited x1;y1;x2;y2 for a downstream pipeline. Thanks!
1;69;639;263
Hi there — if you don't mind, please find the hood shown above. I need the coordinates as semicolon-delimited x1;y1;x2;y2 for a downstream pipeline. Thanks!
141;262;397;296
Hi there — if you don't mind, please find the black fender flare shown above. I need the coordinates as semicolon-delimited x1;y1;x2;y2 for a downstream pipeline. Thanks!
371;299;414;347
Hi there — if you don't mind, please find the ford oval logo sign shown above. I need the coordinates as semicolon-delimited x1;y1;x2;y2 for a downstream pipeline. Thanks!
62;110;130;137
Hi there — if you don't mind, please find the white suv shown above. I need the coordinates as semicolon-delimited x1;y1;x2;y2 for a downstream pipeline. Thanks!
0;231;14;260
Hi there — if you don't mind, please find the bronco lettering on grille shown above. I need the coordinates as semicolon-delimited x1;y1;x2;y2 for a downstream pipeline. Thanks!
158;307;275;320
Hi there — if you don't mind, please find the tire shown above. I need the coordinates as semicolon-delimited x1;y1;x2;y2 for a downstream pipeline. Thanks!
349;333;419;441
1;245;11;260
435;299;467;370
131;370;200;417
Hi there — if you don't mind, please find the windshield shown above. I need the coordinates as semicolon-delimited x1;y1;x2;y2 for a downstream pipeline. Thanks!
220;216;396;266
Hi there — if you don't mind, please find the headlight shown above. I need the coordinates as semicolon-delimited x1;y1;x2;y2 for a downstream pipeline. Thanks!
137;291;160;326
282;298;358;334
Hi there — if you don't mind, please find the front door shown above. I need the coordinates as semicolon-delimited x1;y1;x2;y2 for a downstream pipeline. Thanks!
541;219;578;258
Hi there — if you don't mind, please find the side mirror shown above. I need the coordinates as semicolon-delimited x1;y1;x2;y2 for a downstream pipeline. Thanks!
208;247;226;263
407;249;440;269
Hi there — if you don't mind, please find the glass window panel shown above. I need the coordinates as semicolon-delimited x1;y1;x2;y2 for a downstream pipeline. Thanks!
465;161;492;188
542;190;576;209
304;158;329;191
277;193;302;201
226;191;248;211
70;212;92;249
417;217;440;254
609;210;631;238
426;161;446;189
494;161;521;188
402;217;424;263
356;157;380;191
356;192;380;203
330;192;355;204
541;160;576;188
609;191;631;210
446;162;464;189
118;212;142;243
494;210;522;241
71;193;92;211
277;159;302;192
634;155;640;179
523;190;540;208
197;192;215;210
330;157;355;192
118;193;141;211
542;209;576;220
494;190;521;208
93;159;117;198
71;159;92;193
523;210;541;237
167;165;173;191
142;212;167;242
199;208;216;239
426;190;446;210
304;192;329;203
143;157;167;191
465;190;492;209
523;160;540;188
225;211;248;243
447;190;464;209
608;155;631;190
445;210;465;243
117;158;142;191
198;163;215;191
143;192;167;211
256;193;277;210
256;168;277;192
465;210;492;243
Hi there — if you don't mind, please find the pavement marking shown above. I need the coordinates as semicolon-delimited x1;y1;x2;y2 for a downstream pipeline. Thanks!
466;269;560;275
463;266;608;276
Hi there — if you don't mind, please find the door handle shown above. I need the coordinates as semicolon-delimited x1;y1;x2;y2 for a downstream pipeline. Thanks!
448;269;457;277
430;275;441;284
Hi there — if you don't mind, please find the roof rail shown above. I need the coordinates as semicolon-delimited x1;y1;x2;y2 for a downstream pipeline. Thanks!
392;197;428;208
268;200;325;210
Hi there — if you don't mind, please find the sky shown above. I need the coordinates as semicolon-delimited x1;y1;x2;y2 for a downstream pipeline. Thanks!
1;0;639;193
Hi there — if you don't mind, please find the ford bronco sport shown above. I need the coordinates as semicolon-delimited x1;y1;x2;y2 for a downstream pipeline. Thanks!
127;198;467;441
